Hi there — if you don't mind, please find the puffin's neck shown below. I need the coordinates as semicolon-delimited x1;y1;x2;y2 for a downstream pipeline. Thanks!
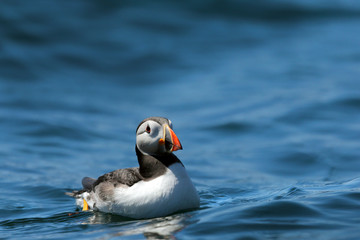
135;145;183;179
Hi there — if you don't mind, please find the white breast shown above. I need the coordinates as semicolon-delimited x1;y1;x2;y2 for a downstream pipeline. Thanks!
94;163;200;219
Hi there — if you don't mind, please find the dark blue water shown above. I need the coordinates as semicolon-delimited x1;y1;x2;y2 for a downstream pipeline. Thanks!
1;0;360;239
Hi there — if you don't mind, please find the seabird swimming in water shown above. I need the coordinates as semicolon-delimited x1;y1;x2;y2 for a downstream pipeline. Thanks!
66;117;199;219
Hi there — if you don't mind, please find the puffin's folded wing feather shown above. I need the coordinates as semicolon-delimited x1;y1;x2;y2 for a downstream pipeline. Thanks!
82;177;96;190
93;167;143;189
65;168;143;199
92;167;144;202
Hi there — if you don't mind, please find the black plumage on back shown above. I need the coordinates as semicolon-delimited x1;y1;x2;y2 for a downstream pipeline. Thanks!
92;167;143;191
82;177;96;191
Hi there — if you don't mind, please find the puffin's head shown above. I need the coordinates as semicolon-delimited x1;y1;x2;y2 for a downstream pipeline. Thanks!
136;117;182;156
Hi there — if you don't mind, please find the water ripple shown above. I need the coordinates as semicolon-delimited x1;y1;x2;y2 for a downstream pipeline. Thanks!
204;121;255;134
241;201;321;218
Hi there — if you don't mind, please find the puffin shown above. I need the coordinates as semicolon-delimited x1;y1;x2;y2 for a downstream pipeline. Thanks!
66;117;200;219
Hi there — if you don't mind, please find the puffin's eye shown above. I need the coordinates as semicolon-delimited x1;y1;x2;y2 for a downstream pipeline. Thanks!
146;125;151;133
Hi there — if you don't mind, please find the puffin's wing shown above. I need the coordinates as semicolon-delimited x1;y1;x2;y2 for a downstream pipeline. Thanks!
66;168;142;198
82;177;96;191
93;167;143;188
91;167;143;202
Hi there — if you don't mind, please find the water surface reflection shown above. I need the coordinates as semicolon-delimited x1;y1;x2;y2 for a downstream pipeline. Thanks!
85;212;196;239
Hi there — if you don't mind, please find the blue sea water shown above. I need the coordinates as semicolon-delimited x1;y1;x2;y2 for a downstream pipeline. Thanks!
1;0;360;239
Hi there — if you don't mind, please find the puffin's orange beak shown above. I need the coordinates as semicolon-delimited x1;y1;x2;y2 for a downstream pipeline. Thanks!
168;127;182;151
159;125;183;152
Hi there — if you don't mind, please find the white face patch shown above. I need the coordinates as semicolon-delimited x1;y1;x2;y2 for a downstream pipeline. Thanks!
136;120;164;155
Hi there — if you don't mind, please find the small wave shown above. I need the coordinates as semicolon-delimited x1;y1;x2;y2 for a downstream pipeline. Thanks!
17;122;106;142
274;186;306;200
241;200;321;218
264;151;325;178
181;0;360;22
333;97;360;110
277;95;360;126
0;99;111;115
24;185;69;199
203;121;255;134
0;211;89;228
0;58;38;82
